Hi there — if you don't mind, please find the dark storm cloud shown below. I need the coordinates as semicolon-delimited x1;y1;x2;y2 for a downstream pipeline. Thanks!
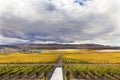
0;12;115;43
45;3;56;11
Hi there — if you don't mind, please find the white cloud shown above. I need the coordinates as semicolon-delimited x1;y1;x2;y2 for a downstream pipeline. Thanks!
0;35;29;44
0;0;120;46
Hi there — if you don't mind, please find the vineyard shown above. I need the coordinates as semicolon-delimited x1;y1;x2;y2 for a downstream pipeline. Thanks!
0;65;54;80
63;53;120;64
64;64;120;80
0;53;59;64
0;49;120;80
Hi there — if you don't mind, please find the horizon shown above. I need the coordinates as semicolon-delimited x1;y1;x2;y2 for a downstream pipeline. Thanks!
0;0;120;46
0;43;118;47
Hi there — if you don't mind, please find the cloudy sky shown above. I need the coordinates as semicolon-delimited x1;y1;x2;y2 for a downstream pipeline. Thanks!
0;0;120;46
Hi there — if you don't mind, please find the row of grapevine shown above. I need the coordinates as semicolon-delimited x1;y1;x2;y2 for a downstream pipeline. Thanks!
0;65;54;80
62;53;120;64
63;64;120;80
0;53;59;64
63;58;89;64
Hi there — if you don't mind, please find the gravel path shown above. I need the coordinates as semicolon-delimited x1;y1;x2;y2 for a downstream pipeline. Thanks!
50;55;64;80
50;67;63;80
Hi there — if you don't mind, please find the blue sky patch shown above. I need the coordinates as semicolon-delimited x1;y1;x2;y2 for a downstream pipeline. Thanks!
74;0;92;6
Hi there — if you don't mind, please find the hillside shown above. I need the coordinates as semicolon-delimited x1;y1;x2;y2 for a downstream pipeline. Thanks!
0;44;112;51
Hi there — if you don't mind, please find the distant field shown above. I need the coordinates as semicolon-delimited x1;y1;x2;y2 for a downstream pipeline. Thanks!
0;49;120;64
0;53;59;63
63;52;120;64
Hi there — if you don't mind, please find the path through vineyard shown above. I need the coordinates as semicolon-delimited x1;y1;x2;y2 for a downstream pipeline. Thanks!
50;55;64;80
